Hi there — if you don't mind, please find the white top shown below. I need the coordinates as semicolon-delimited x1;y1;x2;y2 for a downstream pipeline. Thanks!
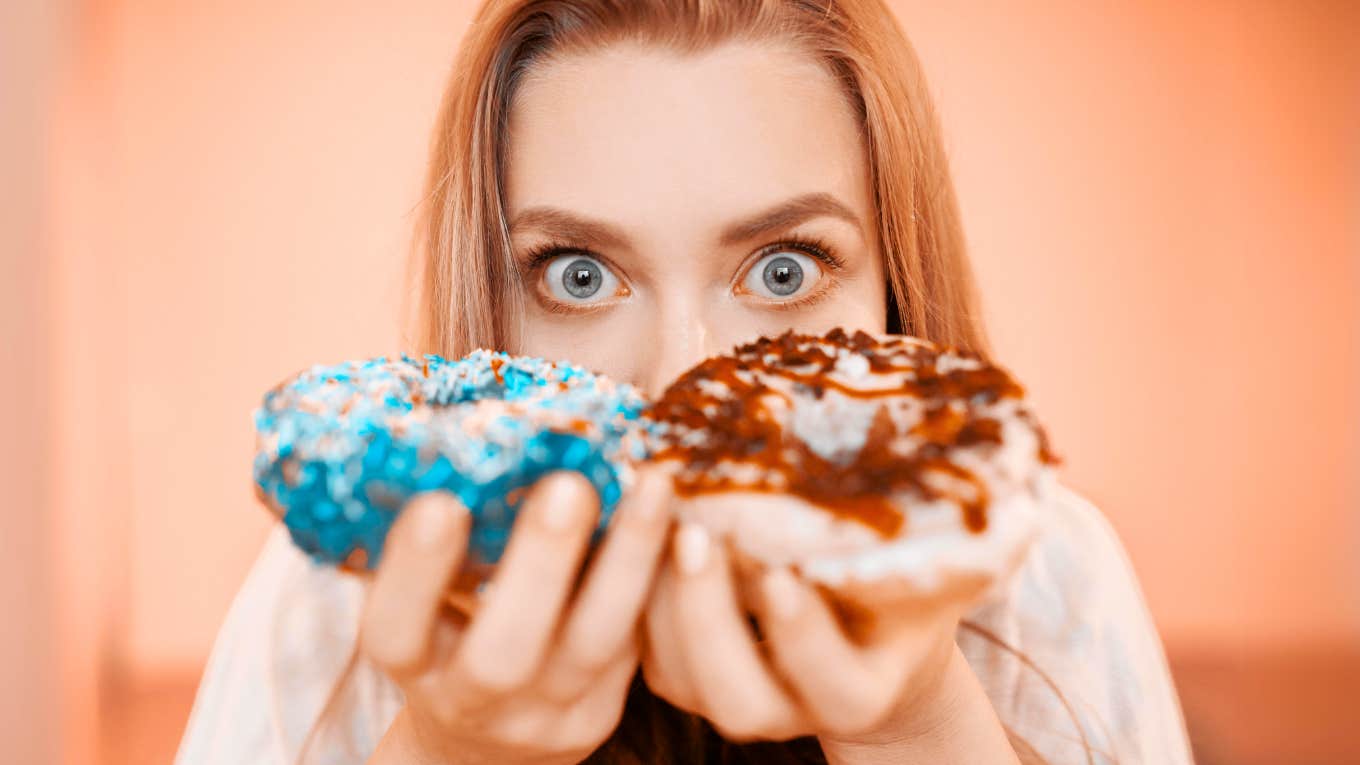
175;483;1195;764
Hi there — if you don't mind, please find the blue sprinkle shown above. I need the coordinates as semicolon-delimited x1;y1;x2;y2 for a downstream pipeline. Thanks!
253;351;651;573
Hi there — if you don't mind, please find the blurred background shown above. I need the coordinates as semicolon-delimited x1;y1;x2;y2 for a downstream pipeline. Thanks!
2;0;1356;763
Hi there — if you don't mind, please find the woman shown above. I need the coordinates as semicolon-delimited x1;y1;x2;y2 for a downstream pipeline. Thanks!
177;1;1194;762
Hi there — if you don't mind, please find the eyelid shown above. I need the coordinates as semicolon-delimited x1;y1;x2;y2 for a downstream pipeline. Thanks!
518;240;627;275
736;236;845;280
732;235;844;299
524;246;631;312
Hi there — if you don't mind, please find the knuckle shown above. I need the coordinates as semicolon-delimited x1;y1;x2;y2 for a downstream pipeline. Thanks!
538;661;592;705
559;701;622;752
562;633;618;676
710;704;780;742
490;714;538;750
494;709;565;753
561;722;611;755
639;656;671;693
640;660;693;712
712;717;763;743
357;619;402;670
361;633;423;676
357;604;429;676
454;649;533;695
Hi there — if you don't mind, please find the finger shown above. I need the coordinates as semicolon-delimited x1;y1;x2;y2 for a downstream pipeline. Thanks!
552;645;642;753
453;471;599;693
754;567;900;735
670;523;803;741
639;564;700;713
405;610;469;714
359;491;471;682
542;466;672;699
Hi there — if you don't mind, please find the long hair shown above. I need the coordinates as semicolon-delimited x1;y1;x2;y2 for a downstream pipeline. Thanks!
385;1;1087;762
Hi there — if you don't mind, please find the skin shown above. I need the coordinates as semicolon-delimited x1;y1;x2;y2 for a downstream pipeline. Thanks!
364;41;1019;764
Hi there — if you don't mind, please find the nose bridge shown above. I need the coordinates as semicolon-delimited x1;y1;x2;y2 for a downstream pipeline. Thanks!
641;295;713;397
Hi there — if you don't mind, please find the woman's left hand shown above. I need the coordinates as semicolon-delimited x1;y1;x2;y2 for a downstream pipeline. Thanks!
640;517;985;751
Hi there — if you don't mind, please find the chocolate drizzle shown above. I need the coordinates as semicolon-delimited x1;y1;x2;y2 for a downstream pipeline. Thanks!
646;328;1060;537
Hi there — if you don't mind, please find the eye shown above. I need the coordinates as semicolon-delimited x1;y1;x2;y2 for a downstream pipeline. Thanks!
741;249;824;300
541;254;623;304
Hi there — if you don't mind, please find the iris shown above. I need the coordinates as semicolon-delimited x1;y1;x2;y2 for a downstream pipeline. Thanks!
762;255;803;296
563;258;603;298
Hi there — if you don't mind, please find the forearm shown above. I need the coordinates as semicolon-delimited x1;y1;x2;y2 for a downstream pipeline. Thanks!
818;644;1020;765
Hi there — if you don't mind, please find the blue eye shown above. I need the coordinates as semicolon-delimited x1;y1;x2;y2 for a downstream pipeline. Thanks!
762;256;803;295
742;250;822;300
562;258;602;298
542;255;621;304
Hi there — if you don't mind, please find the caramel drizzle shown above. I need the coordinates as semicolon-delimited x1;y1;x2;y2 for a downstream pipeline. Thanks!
647;328;1059;537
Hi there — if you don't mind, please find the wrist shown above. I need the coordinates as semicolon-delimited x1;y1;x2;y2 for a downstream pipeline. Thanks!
369;707;448;765
817;643;1018;765
370;707;500;765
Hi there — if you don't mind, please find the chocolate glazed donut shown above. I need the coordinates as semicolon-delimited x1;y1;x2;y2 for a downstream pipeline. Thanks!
644;328;1061;607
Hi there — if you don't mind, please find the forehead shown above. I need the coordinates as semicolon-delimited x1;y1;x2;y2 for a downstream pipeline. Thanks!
504;41;871;231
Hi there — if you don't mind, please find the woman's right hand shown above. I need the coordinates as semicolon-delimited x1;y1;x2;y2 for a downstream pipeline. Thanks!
359;467;673;765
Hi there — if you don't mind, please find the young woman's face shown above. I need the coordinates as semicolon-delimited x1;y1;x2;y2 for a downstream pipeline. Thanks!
504;41;886;397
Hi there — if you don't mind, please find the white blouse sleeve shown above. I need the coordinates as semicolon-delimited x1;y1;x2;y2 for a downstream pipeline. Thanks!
958;483;1195;764
175;525;404;765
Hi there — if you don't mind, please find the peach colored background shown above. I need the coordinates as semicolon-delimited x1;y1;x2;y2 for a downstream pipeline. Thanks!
4;0;1357;763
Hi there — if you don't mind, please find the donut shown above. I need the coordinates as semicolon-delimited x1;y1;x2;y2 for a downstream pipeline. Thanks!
252;350;648;591
644;328;1060;606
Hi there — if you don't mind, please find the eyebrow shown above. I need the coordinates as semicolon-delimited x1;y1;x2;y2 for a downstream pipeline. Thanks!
507;192;863;250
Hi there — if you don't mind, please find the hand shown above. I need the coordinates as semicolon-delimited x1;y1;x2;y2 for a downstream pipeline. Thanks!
359;468;672;765
640;517;968;746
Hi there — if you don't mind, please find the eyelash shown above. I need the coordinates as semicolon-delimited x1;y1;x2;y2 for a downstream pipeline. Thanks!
518;235;846;313
743;235;845;311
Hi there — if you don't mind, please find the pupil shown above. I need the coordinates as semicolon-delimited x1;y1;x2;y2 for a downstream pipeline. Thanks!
562;258;602;299
762;256;803;296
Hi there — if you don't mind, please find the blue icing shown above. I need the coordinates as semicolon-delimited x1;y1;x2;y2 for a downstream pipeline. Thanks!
253;350;649;572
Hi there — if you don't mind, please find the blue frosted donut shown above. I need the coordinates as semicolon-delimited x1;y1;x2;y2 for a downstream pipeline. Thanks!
252;350;649;578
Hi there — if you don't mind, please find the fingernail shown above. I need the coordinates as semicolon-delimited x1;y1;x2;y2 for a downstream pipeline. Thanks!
675;523;710;575
763;568;802;621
